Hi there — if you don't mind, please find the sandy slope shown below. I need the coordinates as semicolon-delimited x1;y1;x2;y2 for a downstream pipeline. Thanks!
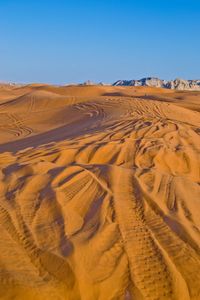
0;85;200;300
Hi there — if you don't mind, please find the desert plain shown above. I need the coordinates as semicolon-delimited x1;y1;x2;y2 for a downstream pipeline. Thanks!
0;83;200;300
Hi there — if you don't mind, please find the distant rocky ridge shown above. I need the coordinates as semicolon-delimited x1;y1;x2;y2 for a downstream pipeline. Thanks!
0;82;18;86
1;78;200;91
113;77;200;91
81;80;109;86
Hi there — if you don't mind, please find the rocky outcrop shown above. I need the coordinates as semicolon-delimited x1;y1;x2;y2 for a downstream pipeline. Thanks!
81;81;109;86
113;77;200;91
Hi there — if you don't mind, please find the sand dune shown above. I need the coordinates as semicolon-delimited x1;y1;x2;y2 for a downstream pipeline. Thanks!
0;85;200;299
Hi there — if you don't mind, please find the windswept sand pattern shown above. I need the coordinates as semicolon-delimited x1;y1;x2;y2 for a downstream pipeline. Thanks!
0;85;200;299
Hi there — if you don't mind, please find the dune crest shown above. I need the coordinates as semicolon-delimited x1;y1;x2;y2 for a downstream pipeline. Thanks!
0;85;200;299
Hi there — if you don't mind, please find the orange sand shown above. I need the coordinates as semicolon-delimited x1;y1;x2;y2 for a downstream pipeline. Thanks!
0;84;200;299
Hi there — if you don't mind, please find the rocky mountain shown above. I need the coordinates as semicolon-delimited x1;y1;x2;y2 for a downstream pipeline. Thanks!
113;77;200;91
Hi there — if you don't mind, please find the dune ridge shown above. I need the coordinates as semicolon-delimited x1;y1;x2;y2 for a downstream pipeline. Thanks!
0;85;200;299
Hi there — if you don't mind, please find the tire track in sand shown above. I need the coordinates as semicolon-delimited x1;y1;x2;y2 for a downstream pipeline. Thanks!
112;167;174;300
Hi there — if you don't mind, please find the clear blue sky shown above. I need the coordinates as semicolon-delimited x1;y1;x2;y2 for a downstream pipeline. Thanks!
0;0;200;84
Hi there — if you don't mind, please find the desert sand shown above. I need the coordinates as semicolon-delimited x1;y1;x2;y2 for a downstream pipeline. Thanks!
0;84;200;300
